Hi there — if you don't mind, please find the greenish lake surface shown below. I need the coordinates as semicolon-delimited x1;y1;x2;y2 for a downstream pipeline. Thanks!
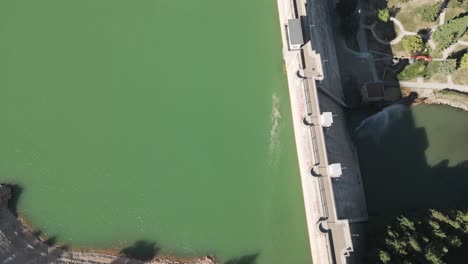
354;104;468;214
0;1;312;263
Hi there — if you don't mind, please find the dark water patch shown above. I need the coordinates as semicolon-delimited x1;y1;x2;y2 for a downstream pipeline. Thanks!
6;184;22;216
119;240;160;261
225;253;258;264
353;104;468;215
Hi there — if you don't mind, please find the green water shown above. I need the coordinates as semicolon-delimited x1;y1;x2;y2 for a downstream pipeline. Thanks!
0;1;312;263
355;104;468;214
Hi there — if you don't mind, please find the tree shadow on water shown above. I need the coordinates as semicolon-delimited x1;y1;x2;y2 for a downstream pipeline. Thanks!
119;240;160;261
225;253;259;264
7;184;23;216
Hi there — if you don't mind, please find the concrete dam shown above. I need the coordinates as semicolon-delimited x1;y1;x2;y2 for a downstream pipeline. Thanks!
277;0;368;263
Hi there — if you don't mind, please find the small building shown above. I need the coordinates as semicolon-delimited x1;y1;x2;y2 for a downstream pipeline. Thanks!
287;19;304;50
361;82;384;103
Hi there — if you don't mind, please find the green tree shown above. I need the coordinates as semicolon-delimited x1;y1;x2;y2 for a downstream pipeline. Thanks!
378;250;391;263
427;59;457;77
461;53;468;68
402;35;424;52
433;16;468;50
397;61;428;80
378;8;390;22
419;3;441;22
372;209;468;263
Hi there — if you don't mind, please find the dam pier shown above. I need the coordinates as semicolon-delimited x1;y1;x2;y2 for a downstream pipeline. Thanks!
277;0;368;263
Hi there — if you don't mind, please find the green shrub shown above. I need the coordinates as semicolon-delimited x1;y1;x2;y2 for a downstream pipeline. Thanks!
402;35;424;52
397;61;428;80
378;250;391;263
378;8;390;22
461;53;468;68
433;16;468;50
419;3;441;22
427;59;457;77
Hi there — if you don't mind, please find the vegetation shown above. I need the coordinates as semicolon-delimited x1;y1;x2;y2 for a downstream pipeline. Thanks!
376;209;468;264
419;3;442;22
402;35;424;52
378;8;391;22
433;16;468;50
397;61;428;80
447;0;468;8
427;59;457;76
461;53;468;69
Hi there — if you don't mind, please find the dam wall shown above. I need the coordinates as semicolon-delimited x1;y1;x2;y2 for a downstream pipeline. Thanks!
307;0;368;222
277;0;369;262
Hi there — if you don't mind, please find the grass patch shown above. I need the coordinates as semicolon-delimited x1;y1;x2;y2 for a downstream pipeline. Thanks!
388;0;439;32
428;74;448;83
451;68;468;85
390;41;408;57
445;7;465;21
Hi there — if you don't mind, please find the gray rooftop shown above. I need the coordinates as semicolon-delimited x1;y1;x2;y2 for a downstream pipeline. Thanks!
288;19;304;45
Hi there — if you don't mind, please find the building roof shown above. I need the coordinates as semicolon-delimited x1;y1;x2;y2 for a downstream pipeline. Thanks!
288;19;304;46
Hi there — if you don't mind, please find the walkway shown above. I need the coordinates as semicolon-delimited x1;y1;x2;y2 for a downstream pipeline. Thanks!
275;1;332;263
364;17;417;46
392;81;468;92
362;7;468;92
277;0;362;263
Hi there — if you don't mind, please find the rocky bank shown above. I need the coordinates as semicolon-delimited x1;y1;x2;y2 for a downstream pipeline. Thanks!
402;88;468;111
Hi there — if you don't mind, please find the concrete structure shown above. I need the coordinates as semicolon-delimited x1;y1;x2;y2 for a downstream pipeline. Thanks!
287;19;304;50
277;0;368;263
361;82;385;103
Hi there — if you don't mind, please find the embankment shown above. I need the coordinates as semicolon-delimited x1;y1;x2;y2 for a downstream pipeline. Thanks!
402;88;468;111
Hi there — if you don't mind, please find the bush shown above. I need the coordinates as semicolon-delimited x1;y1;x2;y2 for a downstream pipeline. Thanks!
433;16;468;50
427;59;457;77
402;35;424;52
397;61;428;80
461;53;468;68
419;3;441;22
378;8;390;22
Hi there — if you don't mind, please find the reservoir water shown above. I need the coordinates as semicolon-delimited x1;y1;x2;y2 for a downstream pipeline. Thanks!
0;1;312;263
354;104;468;214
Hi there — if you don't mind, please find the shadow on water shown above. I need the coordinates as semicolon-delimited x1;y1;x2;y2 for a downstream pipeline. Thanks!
353;105;468;214
352;104;468;262
224;253;259;264
119;240;160;261
331;0;468;262
331;0;403;262
7;184;23;216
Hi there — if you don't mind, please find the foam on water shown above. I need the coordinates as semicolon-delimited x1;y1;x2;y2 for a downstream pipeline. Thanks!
268;93;281;160
354;104;407;144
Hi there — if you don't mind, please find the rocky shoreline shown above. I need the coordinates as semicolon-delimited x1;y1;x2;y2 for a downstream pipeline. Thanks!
0;184;215;264
402;87;468;111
